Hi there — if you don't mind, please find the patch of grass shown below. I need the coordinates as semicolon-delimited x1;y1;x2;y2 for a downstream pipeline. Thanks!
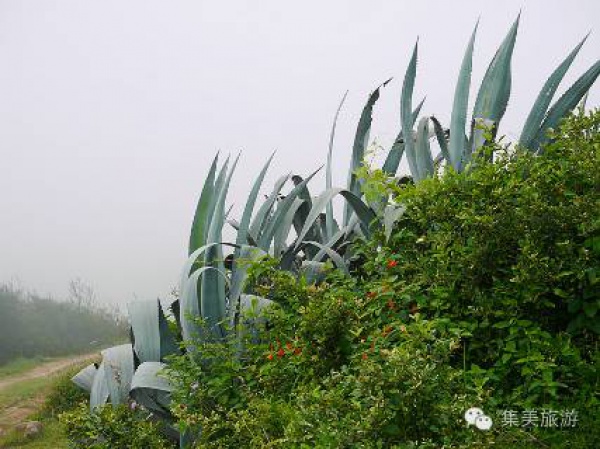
0;418;68;448
0;358;48;380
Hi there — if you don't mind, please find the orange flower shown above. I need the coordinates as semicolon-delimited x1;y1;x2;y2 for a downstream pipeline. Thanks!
362;353;368;360
293;347;302;356
387;260;398;268
267;353;274;360
277;348;285;358
286;342;294;351
366;291;376;299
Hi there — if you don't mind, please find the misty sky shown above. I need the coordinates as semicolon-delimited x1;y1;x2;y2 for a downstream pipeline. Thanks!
1;1;598;308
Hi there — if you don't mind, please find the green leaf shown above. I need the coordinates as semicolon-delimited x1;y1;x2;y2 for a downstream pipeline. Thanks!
101;344;134;406
236;153;275;246
304;241;349;275
344;78;392;225
472;15;520;124
532;59;600;150
130;362;173;420
383;204;406;242
519;35;589;149
326;91;348;240
415;117;434;180
128;299;178;364
401;40;419;180
71;364;98;393
90;361;109;410
188;154;219;255
249;174;290;241
296;188;376;247
450;22;478;170
429;116;449;164
382;97;425;176
274;197;305;256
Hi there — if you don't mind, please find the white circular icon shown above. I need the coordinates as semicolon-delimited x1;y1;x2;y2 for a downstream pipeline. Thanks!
464;407;484;425
475;415;493;431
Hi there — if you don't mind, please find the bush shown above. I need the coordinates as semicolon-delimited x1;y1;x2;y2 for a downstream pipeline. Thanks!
60;403;175;449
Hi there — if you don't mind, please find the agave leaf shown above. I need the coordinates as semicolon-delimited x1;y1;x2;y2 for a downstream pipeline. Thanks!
201;155;240;336
301;261;328;284
430;116;450;163
236;153;275;246
274;197;305;256
90;361;109;410
382;97;426;176
72;363;98;393
249;174;290;241
296;188;376;247
415;117;434;180
449;22;478;170
188;154;219;255
128;299;178;364
101;344;135;406
304;241;349;275
472;15;520;125
237;294;273;344
291;175;321;257
229;246;268;324
383;204;406;242
344;78;392;225
401;40;419;180
519;35;589;149
532;59;600;150
326;91;348;240
312;227;349;262
257;168;321;251
130;362;173;420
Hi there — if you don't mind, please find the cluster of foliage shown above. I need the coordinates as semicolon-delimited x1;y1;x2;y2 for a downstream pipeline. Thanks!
165;111;599;448
0;283;127;365
66;15;599;448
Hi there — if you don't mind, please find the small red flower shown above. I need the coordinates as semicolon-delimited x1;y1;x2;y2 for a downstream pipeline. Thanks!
387;259;398;268
293;347;302;356
362;353;368;360
286;342;294;351
366;291;376;299
267;353;274;360
277;347;285;358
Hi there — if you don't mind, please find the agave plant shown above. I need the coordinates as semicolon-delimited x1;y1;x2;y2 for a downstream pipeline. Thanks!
71;15;598;447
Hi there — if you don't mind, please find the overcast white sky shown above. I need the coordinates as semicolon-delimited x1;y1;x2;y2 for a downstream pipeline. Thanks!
1;0;598;308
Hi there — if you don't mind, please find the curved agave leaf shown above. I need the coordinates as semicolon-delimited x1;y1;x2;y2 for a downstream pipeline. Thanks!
237;294;273;344
430;116;450;164
383;204;406;242
188;154;219;255
519;34;589;150
249;174;290;241
295;188;376;247
301;261;328;284
450;22;478;170
532;59;600;151
401;40;419;180
130;362;173;420
415;117;434;180
101;344;134;406
472;15;520;125
274;197;305;256
304;241;349;275
382;97;426;176
326;91;348;240
72;363;98;393
201;155;240;336
229;246;268;323
312;226;349;262
90;361;109;410
291;175;321;258
128;299;178;364
344;78;392;225
236;153;275;246
257;168;321;251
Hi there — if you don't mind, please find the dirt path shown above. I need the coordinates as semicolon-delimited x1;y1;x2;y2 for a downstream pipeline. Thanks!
0;354;96;393
0;353;97;435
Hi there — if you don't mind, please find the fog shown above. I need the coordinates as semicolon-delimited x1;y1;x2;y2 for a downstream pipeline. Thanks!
1;0;598;307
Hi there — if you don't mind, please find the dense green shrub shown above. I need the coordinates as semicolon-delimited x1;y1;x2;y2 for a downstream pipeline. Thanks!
60;403;175;449
165;111;599;448
39;365;93;419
